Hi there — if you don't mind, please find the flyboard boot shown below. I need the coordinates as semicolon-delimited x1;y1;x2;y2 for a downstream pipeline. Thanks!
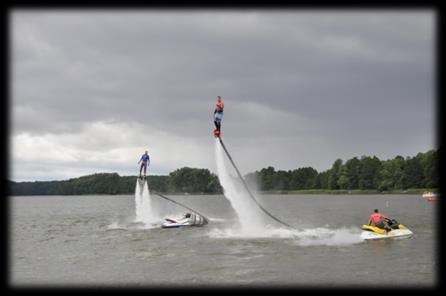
213;128;221;138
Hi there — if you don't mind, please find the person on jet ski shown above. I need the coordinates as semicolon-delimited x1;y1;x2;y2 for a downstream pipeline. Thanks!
368;209;391;232
173;213;192;224
178;213;191;221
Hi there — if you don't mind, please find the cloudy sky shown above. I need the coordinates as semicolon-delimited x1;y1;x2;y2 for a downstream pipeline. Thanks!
10;9;435;182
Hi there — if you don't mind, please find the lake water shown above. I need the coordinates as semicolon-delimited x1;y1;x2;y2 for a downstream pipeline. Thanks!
10;194;438;288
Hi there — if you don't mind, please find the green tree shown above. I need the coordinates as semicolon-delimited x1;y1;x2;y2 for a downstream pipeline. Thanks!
337;165;350;189
259;166;276;191
168;167;219;193
402;156;424;189
419;150;438;188
378;160;394;191
316;171;330;189
358;156;381;189
378;156;405;191
302;167;318;189
328;159;343;190
344;157;361;189
275;170;290;190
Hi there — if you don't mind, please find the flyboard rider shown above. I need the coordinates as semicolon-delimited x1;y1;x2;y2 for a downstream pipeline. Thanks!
138;150;150;178
213;96;224;138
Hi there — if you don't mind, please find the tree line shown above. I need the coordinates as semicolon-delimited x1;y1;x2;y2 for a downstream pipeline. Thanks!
247;149;438;191
9;149;438;196
9;168;222;196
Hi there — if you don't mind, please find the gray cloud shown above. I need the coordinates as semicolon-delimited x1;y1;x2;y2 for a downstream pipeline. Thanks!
10;10;435;181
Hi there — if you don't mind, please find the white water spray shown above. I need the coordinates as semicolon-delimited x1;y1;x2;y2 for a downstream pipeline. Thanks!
135;180;143;221
134;179;161;225
207;225;363;245
215;139;267;235
213;139;364;245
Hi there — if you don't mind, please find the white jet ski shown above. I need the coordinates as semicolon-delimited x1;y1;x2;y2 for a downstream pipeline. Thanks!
161;212;208;228
361;218;413;240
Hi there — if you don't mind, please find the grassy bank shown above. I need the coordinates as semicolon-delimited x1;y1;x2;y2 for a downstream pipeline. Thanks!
260;188;438;195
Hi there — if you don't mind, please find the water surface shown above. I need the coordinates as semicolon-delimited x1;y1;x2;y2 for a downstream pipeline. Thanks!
10;194;437;288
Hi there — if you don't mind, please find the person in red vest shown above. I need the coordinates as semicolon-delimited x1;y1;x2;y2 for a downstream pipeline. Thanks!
213;96;224;137
368;209;391;232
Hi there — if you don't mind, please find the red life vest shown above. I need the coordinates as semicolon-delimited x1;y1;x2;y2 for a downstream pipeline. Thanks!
369;213;385;224
216;100;224;111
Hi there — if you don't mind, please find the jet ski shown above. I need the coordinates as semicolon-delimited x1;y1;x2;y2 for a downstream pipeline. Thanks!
161;212;208;228
361;218;413;240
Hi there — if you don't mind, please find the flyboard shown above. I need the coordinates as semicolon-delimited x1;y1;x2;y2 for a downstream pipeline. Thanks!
360;219;413;240
214;128;298;232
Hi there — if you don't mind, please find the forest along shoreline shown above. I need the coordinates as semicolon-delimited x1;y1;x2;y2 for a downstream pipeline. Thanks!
9;150;438;196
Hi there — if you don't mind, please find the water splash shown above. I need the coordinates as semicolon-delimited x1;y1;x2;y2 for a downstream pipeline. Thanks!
207;225;294;239
213;138;364;245
293;227;364;246
106;221;126;230
135;180;143;222
207;225;363;246
215;138;267;235
134;179;161;226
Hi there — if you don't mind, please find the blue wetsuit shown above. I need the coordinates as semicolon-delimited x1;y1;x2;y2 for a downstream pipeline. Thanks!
214;110;223;130
139;154;150;176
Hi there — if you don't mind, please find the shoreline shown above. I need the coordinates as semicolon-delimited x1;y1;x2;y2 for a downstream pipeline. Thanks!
10;188;437;197
259;188;437;195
